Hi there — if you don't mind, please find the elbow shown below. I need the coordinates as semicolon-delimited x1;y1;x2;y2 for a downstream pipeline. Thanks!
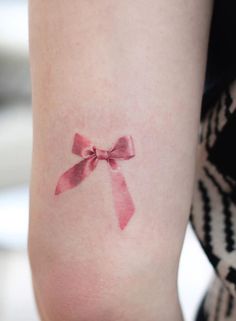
29;255;125;321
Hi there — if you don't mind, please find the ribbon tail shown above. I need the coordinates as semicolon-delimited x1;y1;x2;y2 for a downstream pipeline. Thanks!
109;164;135;230
55;157;98;195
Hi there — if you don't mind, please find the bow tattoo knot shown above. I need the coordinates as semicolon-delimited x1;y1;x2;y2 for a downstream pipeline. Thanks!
55;133;136;230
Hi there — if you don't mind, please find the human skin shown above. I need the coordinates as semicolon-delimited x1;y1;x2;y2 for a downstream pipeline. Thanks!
28;0;213;320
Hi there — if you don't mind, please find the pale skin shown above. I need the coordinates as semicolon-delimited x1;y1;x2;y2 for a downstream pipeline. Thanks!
28;0;213;320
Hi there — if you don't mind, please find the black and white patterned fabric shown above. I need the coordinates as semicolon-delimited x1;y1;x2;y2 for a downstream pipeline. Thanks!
190;80;236;321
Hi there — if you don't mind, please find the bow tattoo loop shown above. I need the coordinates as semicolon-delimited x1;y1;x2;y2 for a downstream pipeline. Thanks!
55;133;136;230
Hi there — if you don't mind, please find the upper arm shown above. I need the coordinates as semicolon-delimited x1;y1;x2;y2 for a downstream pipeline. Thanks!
28;1;213;320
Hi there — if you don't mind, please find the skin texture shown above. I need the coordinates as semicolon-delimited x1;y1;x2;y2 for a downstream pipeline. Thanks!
28;0;213;320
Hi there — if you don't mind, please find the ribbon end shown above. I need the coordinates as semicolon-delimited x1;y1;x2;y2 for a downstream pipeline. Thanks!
54;185;62;195
54;172;73;195
119;220;129;230
118;205;135;230
109;167;135;230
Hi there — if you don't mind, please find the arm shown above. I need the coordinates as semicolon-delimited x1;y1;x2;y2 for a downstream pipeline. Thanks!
28;0;213;320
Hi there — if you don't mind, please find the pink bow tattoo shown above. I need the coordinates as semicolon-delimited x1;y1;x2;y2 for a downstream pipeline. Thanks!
55;133;136;230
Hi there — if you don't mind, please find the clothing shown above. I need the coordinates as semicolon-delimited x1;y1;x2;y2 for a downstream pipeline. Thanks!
191;82;236;320
190;1;236;319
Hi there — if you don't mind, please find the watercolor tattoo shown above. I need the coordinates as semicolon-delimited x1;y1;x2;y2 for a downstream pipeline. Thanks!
55;133;136;230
